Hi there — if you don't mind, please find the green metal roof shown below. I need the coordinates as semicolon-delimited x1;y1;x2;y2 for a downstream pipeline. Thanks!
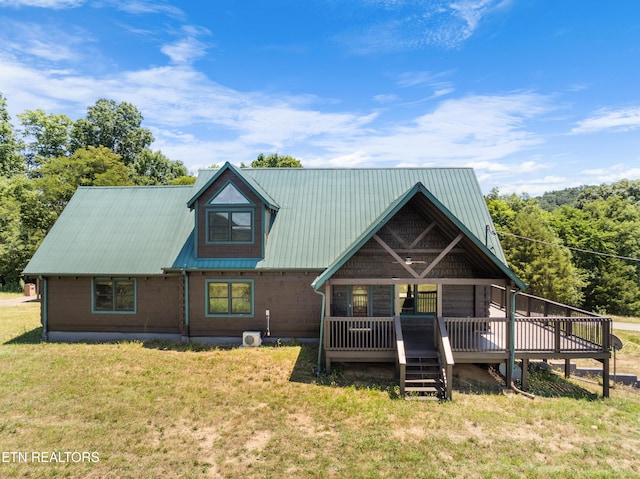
25;165;519;287
24;186;194;276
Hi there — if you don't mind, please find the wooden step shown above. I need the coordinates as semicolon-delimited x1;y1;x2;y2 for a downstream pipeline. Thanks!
406;351;439;359
405;378;442;385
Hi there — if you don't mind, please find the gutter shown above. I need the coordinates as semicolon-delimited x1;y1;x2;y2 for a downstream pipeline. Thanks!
313;288;326;378
39;275;48;341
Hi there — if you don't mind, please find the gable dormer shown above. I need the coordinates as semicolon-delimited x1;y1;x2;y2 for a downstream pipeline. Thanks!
187;162;279;259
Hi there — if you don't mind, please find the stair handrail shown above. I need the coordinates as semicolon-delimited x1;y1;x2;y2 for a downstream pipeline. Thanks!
394;315;406;396
436;316;455;400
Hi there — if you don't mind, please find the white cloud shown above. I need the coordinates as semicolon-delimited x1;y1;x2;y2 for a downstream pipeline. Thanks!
396;70;455;100
335;0;510;54
160;26;211;65
498;175;570;196
579;164;640;184
450;0;510;40
336;92;551;164
0;0;84;8
571;107;640;134
373;94;399;104
0;20;89;63
108;0;184;18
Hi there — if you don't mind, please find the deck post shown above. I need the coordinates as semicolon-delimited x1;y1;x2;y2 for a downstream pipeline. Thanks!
564;359;571;378
521;358;529;391
602;357;610;398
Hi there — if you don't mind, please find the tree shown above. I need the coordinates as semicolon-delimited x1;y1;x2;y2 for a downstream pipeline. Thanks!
553;198;640;315
70;99;154;166
132;148;189;185
250;153;302;168
36;146;132;219
500;204;585;305
0;176;47;286
0;93;24;177
18;109;73;170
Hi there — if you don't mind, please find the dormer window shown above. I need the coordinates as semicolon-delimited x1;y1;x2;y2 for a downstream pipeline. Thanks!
206;181;254;244
210;183;251;205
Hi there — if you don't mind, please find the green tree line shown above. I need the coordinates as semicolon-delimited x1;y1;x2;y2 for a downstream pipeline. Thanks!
487;181;640;316
0;92;302;289
0;94;194;288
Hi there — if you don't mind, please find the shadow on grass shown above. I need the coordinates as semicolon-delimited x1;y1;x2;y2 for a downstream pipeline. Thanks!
522;364;599;400
141;339;233;352
4;327;43;345
289;344;403;399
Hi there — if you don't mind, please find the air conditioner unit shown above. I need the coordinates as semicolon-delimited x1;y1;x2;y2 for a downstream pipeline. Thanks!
242;331;262;347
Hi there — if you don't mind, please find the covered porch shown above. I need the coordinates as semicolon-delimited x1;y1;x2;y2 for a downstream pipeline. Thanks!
322;285;612;400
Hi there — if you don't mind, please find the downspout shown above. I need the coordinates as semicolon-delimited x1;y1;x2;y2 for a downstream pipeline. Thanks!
39;275;48;341
509;285;535;399
182;269;190;343
314;288;326;378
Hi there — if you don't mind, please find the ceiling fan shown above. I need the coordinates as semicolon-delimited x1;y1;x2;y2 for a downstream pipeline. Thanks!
392;256;427;265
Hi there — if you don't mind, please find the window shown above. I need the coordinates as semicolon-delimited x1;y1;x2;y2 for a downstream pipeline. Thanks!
93;278;136;313
210;183;251;205
207;280;253;316
208;210;253;243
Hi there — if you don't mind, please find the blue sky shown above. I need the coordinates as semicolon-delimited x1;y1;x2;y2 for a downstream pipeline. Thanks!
1;0;639;195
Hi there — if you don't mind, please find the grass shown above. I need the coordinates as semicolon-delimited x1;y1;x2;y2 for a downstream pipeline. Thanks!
1;303;640;478
0;292;24;300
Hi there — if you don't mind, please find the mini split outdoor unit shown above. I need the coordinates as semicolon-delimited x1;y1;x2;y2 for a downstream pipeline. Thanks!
242;331;262;347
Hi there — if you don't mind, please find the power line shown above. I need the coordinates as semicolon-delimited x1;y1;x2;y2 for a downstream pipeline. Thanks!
495;230;640;263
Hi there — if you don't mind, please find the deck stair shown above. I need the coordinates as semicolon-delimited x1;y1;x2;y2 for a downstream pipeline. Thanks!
400;317;447;400
404;351;446;400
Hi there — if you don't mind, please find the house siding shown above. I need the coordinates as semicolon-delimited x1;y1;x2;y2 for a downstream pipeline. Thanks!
187;271;322;338
440;285;490;317
195;168;264;259
45;276;183;333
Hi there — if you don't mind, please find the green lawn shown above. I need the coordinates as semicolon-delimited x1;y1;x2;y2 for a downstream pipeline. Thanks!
1;303;640;478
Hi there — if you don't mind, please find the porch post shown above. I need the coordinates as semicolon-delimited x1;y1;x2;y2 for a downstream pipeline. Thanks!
394;283;401;317
602;357;610;398
505;284;514;387
521;358;529;391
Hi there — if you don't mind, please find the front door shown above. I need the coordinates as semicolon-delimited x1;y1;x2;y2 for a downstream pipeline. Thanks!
331;285;369;317
400;284;437;317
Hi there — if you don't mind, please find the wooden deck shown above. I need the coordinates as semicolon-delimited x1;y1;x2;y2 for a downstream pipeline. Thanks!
323;287;613;398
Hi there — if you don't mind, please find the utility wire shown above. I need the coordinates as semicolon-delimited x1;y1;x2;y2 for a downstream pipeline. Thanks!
495;230;640;263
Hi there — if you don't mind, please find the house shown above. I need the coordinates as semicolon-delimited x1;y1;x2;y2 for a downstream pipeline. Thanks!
24;162;611;399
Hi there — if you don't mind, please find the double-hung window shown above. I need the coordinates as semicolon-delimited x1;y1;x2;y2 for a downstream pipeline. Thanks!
93;278;136;313
208;210;252;243
207;280;253;316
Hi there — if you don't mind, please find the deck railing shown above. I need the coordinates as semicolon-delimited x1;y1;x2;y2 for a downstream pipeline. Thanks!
436;317;454;400
491;285;603;318
395;316;407;396
444;316;611;354
324;317;396;351
445;318;506;352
